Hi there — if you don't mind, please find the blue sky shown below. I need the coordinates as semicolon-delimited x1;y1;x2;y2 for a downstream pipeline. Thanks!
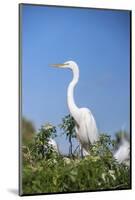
21;5;130;154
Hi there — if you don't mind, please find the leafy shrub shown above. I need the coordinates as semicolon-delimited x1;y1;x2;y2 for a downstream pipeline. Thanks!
59;115;76;156
22;117;35;145
21;123;130;195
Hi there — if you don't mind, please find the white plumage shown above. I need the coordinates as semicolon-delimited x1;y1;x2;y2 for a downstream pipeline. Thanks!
74;108;98;153
51;61;99;155
114;138;130;165
48;138;59;152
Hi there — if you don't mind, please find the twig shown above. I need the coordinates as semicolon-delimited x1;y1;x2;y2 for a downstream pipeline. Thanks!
110;183;128;189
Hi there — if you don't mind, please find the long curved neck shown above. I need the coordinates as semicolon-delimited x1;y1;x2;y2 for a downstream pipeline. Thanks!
67;65;80;122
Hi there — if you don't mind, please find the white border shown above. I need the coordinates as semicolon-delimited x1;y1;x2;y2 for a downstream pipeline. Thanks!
0;0;134;199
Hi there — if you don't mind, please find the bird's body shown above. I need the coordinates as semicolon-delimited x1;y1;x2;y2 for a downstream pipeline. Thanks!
66;61;99;153
51;61;99;155
73;108;98;151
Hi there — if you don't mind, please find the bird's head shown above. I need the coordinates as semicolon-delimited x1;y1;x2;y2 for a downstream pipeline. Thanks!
50;60;78;70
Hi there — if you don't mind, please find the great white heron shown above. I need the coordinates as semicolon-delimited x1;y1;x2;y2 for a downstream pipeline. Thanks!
51;60;99;155
114;137;130;166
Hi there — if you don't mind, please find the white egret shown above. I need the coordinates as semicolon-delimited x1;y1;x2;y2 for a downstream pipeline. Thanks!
48;138;59;153
51;61;99;155
114;138;130;165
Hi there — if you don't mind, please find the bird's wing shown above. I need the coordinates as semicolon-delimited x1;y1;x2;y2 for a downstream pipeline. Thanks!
79;108;99;146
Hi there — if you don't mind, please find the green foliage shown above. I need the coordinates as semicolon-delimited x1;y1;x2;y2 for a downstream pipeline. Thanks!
22;121;131;195
59;115;76;156
90;134;114;157
22;117;35;145
22;153;130;194
27;123;57;161
60;115;76;138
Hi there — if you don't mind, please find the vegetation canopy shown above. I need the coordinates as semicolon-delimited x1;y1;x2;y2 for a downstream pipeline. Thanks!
21;115;130;195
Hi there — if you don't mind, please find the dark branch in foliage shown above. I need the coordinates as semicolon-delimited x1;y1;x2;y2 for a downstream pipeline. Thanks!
59;114;76;157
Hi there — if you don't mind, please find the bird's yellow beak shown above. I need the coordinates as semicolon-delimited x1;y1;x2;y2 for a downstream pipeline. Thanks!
50;63;67;68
